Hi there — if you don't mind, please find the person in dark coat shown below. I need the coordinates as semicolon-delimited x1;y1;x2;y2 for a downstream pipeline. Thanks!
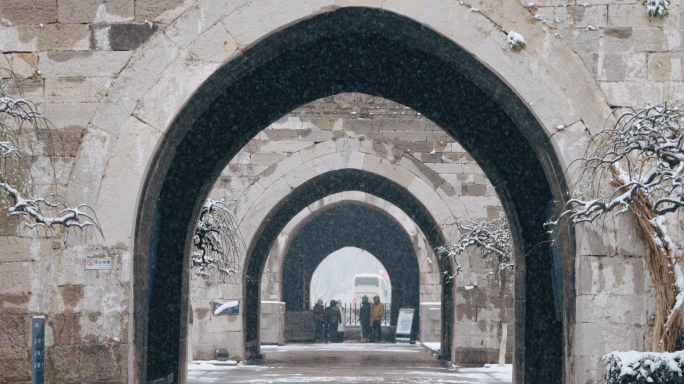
325;299;341;343
359;296;371;342
313;299;325;342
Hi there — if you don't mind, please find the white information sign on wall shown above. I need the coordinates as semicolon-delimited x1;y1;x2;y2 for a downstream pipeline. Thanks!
85;257;112;270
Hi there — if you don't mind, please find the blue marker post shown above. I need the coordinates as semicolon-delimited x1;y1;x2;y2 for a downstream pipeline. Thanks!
32;316;45;384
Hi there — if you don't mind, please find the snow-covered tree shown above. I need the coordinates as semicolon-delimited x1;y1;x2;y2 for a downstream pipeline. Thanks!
1;58;100;236
437;213;512;365
191;198;243;283
550;103;684;352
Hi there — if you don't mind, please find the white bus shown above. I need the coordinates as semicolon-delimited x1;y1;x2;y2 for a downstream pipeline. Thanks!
352;273;390;304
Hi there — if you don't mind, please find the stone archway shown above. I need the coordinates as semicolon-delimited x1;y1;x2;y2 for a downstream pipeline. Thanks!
280;204;420;328
259;191;441;308
240;169;453;360
133;7;575;384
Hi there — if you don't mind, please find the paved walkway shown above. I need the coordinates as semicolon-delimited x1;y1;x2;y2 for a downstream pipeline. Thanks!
187;343;512;383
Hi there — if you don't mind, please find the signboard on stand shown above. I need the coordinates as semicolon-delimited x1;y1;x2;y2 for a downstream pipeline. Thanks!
395;308;414;343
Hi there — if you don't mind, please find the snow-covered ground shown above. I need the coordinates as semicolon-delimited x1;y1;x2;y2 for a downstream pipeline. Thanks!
187;343;512;383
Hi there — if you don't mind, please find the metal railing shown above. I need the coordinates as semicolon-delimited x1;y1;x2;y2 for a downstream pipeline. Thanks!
323;302;391;326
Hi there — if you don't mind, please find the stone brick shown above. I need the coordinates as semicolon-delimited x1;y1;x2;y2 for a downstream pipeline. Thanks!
558;29;601;55
0;0;57;26
648;53;684;81
47;343;123;381
187;22;239;63
58;0;133;24
603;27;634;53
634;28;682;52
0;315;30;348
0;293;30;315
39;51;132;78
599;81;663;107
0;347;30;382
134;0;191;23
39;103;99;129
3;53;38;79
575;322;647;358
0;263;30;294
394;141;432;153
363;131;427;142
0;24;90;52
50;313;82;345
576;255;651;296
608;4;652;28
0;238;30;262
599;53;647;81
538;5;608;29
45;77;111;103
107;23;157;51
584;0;637;4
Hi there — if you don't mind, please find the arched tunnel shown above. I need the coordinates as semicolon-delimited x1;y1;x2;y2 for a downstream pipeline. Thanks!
281;204;421;337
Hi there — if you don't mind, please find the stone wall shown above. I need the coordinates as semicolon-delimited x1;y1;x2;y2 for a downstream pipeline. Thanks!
1;0;682;382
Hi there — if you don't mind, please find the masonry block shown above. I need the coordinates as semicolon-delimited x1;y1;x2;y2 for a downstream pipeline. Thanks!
0;0;57;26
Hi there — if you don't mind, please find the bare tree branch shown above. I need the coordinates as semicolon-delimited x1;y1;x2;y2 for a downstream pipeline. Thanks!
1;55;101;236
191;198;244;283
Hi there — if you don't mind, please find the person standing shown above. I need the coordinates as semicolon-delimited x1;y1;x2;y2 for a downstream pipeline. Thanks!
359;296;371;342
325;299;341;343
370;295;384;343
313;299;325;342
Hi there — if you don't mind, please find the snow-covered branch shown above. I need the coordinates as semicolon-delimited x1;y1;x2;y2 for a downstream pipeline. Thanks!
1;62;101;235
437;213;513;279
191;199;244;283
552;104;684;226
553;103;684;352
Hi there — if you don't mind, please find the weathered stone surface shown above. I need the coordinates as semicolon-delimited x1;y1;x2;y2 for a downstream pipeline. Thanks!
577;254;651;296
39;51;132;78
599;53;646;81
45;77;111;103
3;53;38;78
0;238;31;262
0;346;30;382
599;81;664;106
108;23;157;51
607;4;651;28
39;103;99;129
0;315;30;348
47;343;123;381
634;28;682;52
537;5;608;29
603;27;634;53
58;0;133;24
187;22;238;63
648;53;684;81
0;263;30;294
134;0;194;23
0;0;57;26
0;24;89;51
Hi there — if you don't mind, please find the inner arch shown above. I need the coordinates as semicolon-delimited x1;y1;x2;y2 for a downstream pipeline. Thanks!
310;247;391;307
281;204;419;330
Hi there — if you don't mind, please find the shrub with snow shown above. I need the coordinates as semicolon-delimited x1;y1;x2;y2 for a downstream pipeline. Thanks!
603;351;684;383
645;0;669;18
507;31;526;50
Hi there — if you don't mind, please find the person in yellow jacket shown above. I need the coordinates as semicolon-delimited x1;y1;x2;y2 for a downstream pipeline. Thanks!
370;295;384;342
